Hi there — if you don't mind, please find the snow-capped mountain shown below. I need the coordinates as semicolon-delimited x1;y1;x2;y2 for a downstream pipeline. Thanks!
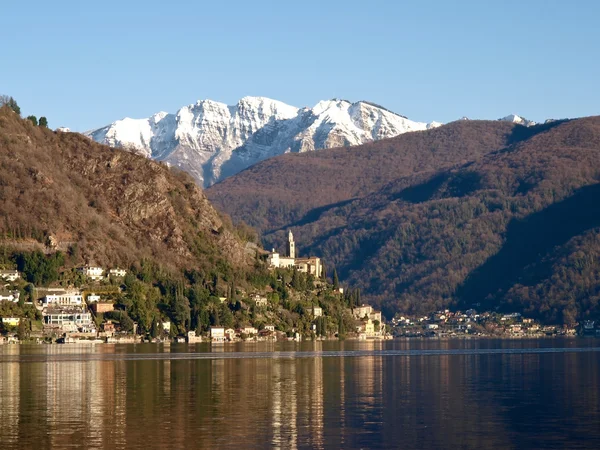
499;114;536;127
87;97;440;187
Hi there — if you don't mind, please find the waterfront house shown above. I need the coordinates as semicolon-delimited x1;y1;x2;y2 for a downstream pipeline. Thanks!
225;328;236;340
103;321;116;334
264;324;275;332
44;306;92;331
240;326;257;336
187;331;202;343
211;327;225;342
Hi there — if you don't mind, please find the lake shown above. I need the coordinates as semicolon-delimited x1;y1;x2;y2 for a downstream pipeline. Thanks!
1;339;599;449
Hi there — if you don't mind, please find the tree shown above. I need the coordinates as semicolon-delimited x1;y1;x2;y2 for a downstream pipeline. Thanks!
38;116;48;128
26;115;38;126
150;318;159;338
332;268;339;291
17;320;28;340
0;95;20;115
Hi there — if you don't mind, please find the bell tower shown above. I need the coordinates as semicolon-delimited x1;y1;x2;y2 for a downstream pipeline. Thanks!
287;230;296;259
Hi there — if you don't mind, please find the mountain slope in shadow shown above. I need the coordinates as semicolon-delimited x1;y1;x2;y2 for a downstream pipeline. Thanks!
455;183;600;309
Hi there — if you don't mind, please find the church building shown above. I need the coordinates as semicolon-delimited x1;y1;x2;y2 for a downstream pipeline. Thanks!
268;231;322;277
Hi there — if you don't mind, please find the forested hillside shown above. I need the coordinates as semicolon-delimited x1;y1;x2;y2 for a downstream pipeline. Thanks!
207;120;537;232
208;116;600;325
0;106;353;337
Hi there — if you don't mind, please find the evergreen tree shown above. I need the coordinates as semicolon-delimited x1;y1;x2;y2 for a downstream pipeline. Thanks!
26;115;38;126
17;320;28;340
0;95;20;115
333;268;339;290
38;116;48;127
150;318;159;338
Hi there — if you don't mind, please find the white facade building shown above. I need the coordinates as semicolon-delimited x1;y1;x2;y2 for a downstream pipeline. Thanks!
86;294;101;303
78;266;104;281
42;290;83;307
211;327;225;342
0;270;20;282
44;306;92;328
0;291;19;303
267;231;322;276
109;268;127;278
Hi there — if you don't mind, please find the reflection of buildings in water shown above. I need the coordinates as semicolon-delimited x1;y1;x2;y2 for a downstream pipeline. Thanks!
339;352;346;448
0;347;19;446
271;359;298;449
46;348;89;448
113;359;127;449
355;340;383;406
310;354;324;449
296;342;324;449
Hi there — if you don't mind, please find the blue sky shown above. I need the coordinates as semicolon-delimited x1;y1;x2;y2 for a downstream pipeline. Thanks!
2;0;599;131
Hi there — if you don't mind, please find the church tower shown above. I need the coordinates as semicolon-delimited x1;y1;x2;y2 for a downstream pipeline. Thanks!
287;230;296;259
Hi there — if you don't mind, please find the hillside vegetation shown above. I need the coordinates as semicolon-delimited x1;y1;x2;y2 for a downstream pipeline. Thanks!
207;117;600;325
0;106;354;337
207;120;533;232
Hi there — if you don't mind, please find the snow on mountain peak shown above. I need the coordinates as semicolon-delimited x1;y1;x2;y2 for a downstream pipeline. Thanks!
500;114;536;127
87;97;440;187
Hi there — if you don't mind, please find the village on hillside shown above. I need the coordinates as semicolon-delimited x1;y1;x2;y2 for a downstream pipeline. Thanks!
0;233;389;344
1;232;596;344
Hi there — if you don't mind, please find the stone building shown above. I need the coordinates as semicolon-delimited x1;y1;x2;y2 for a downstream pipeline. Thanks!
268;231;322;277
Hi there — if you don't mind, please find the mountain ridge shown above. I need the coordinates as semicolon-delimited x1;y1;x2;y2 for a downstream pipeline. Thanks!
86;96;443;186
207;116;600;325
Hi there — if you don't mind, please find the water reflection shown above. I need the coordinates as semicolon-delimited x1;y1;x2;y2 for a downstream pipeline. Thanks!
0;340;599;449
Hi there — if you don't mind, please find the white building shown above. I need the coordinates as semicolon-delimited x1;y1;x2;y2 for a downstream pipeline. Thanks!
225;328;236;340
44;306;92;329
86;293;101;303
187;331;202;343
1;317;20;327
267;231;322;276
211;327;225;342
352;304;382;323
109;268;127;278
0;291;19;303
240;326;257;336
42;290;83;307
312;306;323;317
252;294;268;307
264;324;275;332
78;266;104;281
0;270;19;282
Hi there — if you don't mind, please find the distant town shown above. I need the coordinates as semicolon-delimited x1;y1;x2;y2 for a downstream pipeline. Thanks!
0;233;392;344
1;256;596;345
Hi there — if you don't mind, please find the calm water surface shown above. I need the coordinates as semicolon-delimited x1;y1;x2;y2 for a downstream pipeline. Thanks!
1;339;599;449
